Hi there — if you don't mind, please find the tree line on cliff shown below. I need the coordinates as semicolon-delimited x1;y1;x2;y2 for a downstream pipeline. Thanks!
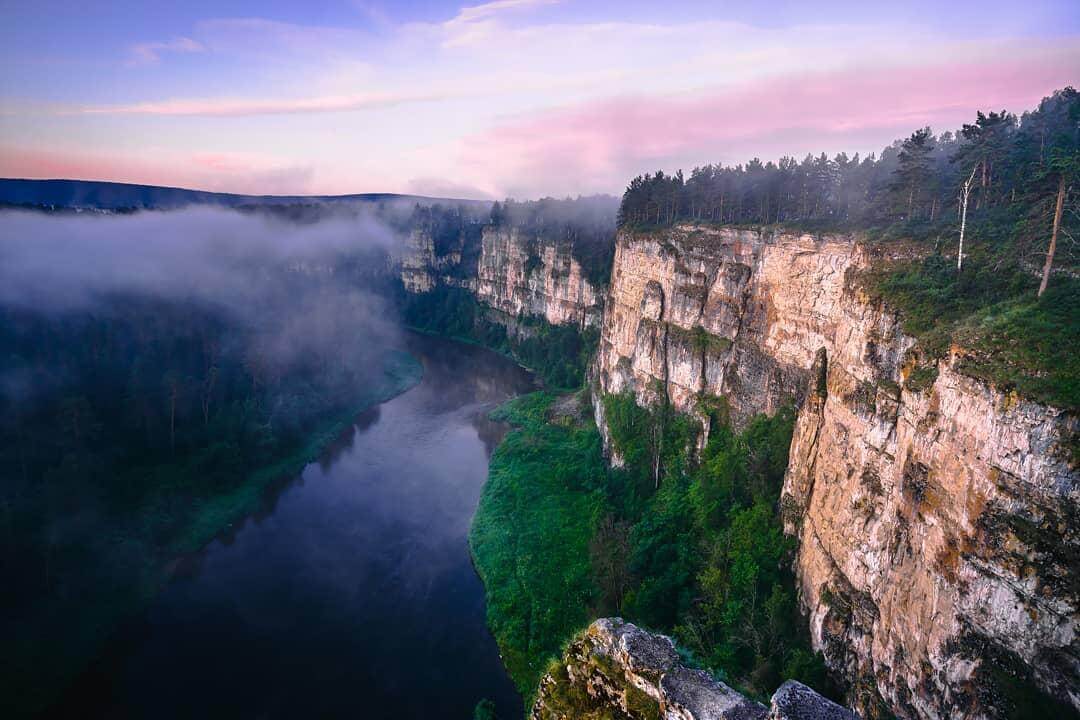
618;88;1076;238
618;88;1079;411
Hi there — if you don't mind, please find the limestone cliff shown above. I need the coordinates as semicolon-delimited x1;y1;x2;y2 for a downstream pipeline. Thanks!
475;226;602;328
532;618;858;720
592;225;1078;718
398;224;602;328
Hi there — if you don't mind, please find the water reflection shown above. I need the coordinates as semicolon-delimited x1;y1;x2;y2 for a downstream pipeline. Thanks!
73;333;536;719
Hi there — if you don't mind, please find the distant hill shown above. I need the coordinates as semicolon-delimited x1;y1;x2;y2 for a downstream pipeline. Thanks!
0;178;489;210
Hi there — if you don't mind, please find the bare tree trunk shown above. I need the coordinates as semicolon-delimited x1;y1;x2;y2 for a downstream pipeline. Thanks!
958;164;979;271
1038;175;1066;297
653;415;663;490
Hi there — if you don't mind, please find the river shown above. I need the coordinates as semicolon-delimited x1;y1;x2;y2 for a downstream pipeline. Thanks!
65;333;535;719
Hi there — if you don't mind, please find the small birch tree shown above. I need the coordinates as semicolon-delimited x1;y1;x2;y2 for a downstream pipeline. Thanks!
957;162;980;271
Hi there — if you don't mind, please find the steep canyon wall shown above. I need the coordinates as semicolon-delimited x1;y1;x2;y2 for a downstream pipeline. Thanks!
399;224;602;328
592;225;1078;718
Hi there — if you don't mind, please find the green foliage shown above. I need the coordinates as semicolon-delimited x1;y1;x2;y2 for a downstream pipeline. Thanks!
868;253;1080;410
470;393;608;701
473;698;499;720
904;363;939;393
474;392;835;711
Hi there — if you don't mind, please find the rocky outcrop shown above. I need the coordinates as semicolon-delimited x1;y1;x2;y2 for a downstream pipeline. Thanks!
475;226;602;328
592;225;1079;718
399;227;441;293
532;618;857;720
398;224;603;328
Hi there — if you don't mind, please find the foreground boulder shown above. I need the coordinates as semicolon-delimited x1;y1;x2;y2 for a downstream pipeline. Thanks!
532;618;857;720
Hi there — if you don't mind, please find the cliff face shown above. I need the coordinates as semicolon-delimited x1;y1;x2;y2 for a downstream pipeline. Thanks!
399;227;442;293
475;226;603;328
593;225;1078;718
532;618;858;720
398;225;602;327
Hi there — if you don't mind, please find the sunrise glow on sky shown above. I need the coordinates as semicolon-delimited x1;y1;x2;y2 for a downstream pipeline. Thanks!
1;0;1077;199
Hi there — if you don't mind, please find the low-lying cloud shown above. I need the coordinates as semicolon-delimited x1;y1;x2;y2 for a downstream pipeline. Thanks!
0;206;410;398
0;206;397;312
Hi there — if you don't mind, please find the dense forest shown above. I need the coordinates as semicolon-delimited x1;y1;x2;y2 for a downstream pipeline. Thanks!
618;88;1077;241
619;88;1080;411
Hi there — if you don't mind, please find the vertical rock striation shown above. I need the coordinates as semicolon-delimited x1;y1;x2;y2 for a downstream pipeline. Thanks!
592;224;1078;718
398;224;603;328
475;226;603;328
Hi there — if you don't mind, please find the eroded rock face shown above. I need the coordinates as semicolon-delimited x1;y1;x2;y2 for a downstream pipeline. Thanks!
398;225;603;328
399;228;439;293
595;226;856;431
593;225;1079;718
531;618;855;720
475;226;603;328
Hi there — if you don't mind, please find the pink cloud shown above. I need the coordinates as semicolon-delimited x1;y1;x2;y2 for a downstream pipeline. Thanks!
460;48;1080;197
74;90;450;117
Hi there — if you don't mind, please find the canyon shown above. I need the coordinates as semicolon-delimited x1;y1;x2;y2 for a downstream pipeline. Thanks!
401;219;1077;718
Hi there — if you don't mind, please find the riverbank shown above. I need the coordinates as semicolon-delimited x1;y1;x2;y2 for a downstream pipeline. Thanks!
23;349;423;718
161;349;422;563
469;392;607;705
47;334;530;720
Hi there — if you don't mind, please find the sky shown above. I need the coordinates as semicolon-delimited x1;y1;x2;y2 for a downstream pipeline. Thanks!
0;0;1077;199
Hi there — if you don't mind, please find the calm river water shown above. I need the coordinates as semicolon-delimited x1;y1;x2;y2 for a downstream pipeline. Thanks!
68;333;535;719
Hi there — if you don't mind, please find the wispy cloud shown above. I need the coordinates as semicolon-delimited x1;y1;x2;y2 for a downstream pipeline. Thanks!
5;2;1078;198
453;0;560;24
73;90;447;117
442;0;561;47
0;146;315;195
455;46;1080;197
127;36;204;66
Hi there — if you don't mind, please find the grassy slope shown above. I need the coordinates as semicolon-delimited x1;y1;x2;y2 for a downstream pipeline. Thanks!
863;243;1079;412
469;393;607;701
471;392;830;712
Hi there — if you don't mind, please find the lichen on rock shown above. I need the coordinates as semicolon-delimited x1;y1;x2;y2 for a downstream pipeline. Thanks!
531;619;857;720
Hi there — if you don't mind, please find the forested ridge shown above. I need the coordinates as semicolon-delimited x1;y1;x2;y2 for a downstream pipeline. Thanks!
470;89;1080;720
618;88;1077;241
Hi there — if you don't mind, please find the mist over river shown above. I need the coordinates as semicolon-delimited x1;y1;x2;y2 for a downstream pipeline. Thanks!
57;333;535;719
